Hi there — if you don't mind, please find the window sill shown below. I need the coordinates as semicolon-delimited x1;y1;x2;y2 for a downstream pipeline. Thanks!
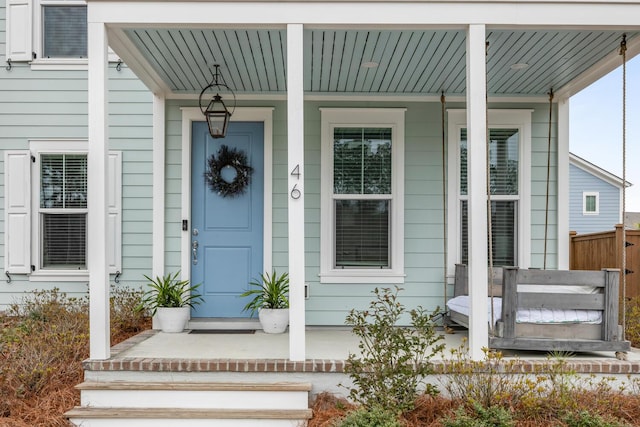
30;54;120;71
31;59;89;70
320;270;405;284
29;271;89;282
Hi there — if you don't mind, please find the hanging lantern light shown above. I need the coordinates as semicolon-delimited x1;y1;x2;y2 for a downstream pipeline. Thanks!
199;64;236;138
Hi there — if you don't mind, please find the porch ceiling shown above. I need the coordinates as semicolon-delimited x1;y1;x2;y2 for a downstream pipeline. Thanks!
115;27;638;98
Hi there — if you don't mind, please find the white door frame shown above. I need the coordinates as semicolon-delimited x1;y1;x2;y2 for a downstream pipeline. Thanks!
180;107;274;287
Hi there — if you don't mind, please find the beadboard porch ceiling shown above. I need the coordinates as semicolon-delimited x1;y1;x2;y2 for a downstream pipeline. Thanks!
109;27;639;98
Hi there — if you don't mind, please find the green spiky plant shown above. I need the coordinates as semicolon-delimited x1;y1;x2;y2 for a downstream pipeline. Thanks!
137;271;202;315
240;271;289;316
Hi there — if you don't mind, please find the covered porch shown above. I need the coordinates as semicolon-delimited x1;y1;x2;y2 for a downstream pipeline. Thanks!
85;327;640;397
85;0;640;365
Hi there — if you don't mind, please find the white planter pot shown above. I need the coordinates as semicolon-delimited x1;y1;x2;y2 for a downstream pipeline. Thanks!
258;308;289;334
157;306;190;333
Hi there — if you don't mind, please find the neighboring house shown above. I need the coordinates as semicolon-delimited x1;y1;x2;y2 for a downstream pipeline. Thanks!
1;0;639;362
569;152;631;234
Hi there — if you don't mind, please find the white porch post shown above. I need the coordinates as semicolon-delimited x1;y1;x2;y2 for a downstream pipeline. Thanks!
152;94;166;278
557;98;570;269
287;23;306;361
466;24;489;360
87;19;110;360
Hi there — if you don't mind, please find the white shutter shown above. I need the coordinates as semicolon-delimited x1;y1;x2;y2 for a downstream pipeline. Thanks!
107;151;122;274
4;151;31;274
6;0;33;62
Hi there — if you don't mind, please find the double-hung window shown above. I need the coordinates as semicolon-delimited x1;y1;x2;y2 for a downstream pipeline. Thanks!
447;110;532;271
39;153;88;269
320;109;405;284
4;141;121;281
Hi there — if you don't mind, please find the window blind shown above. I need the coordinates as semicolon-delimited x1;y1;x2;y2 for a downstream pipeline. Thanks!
460;200;517;267
40;154;87;269
43;5;87;58
333;127;392;268
459;127;520;267
42;213;86;268
335;200;390;268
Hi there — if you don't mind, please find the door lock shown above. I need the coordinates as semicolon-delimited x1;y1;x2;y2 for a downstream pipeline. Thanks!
192;240;199;265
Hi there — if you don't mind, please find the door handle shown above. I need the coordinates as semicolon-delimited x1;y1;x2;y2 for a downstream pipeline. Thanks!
192;240;199;265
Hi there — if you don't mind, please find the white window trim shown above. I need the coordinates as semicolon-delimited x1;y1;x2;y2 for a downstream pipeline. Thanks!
180;107;275;285
320;108;405;284
583;191;600;215
30;140;89;281
32;0;86;67
29;0;118;70
446;109;532;276
28;140;121;282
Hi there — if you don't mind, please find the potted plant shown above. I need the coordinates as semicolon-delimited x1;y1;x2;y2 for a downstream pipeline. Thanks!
138;271;203;333
240;271;290;333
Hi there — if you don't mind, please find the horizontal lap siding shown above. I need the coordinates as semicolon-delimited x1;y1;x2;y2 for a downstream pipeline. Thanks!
0;47;153;307
110;71;154;288
528;103;558;269
302;102;447;325
569;164;620;234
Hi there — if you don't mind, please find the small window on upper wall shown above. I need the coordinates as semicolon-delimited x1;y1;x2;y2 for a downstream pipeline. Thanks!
42;5;87;58
583;192;599;215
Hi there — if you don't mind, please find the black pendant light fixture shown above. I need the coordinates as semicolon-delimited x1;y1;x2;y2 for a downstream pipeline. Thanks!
199;64;236;138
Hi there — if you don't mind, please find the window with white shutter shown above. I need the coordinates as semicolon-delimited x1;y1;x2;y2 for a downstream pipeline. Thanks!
5;0;117;68
4;141;122;281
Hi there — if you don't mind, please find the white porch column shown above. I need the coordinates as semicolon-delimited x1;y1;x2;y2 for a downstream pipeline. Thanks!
466;24;489;360
152;94;166;278
557;98;570;269
87;20;110;360
287;23;306;361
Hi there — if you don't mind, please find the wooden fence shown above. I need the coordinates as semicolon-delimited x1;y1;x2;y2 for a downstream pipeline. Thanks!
569;224;640;300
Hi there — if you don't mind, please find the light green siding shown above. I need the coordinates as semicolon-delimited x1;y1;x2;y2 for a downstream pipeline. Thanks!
0;0;557;319
530;104;558;269
0;56;154;306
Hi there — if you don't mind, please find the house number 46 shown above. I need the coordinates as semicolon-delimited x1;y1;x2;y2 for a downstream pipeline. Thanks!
290;164;301;199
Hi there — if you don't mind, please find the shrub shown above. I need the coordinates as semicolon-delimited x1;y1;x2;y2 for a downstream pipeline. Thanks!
1;289;89;398
625;295;640;348
562;410;628;427
0;286;150;426
443;404;514;427
110;284;150;339
441;343;541;409
333;406;403;427
344;286;444;413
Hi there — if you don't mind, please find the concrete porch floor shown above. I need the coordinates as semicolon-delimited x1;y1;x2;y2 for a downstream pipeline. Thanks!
114;327;640;362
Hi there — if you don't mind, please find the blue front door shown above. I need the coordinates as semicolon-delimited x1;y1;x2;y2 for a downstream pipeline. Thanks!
191;121;264;318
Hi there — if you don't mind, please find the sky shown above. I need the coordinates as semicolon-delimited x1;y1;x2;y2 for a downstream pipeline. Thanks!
570;54;640;212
